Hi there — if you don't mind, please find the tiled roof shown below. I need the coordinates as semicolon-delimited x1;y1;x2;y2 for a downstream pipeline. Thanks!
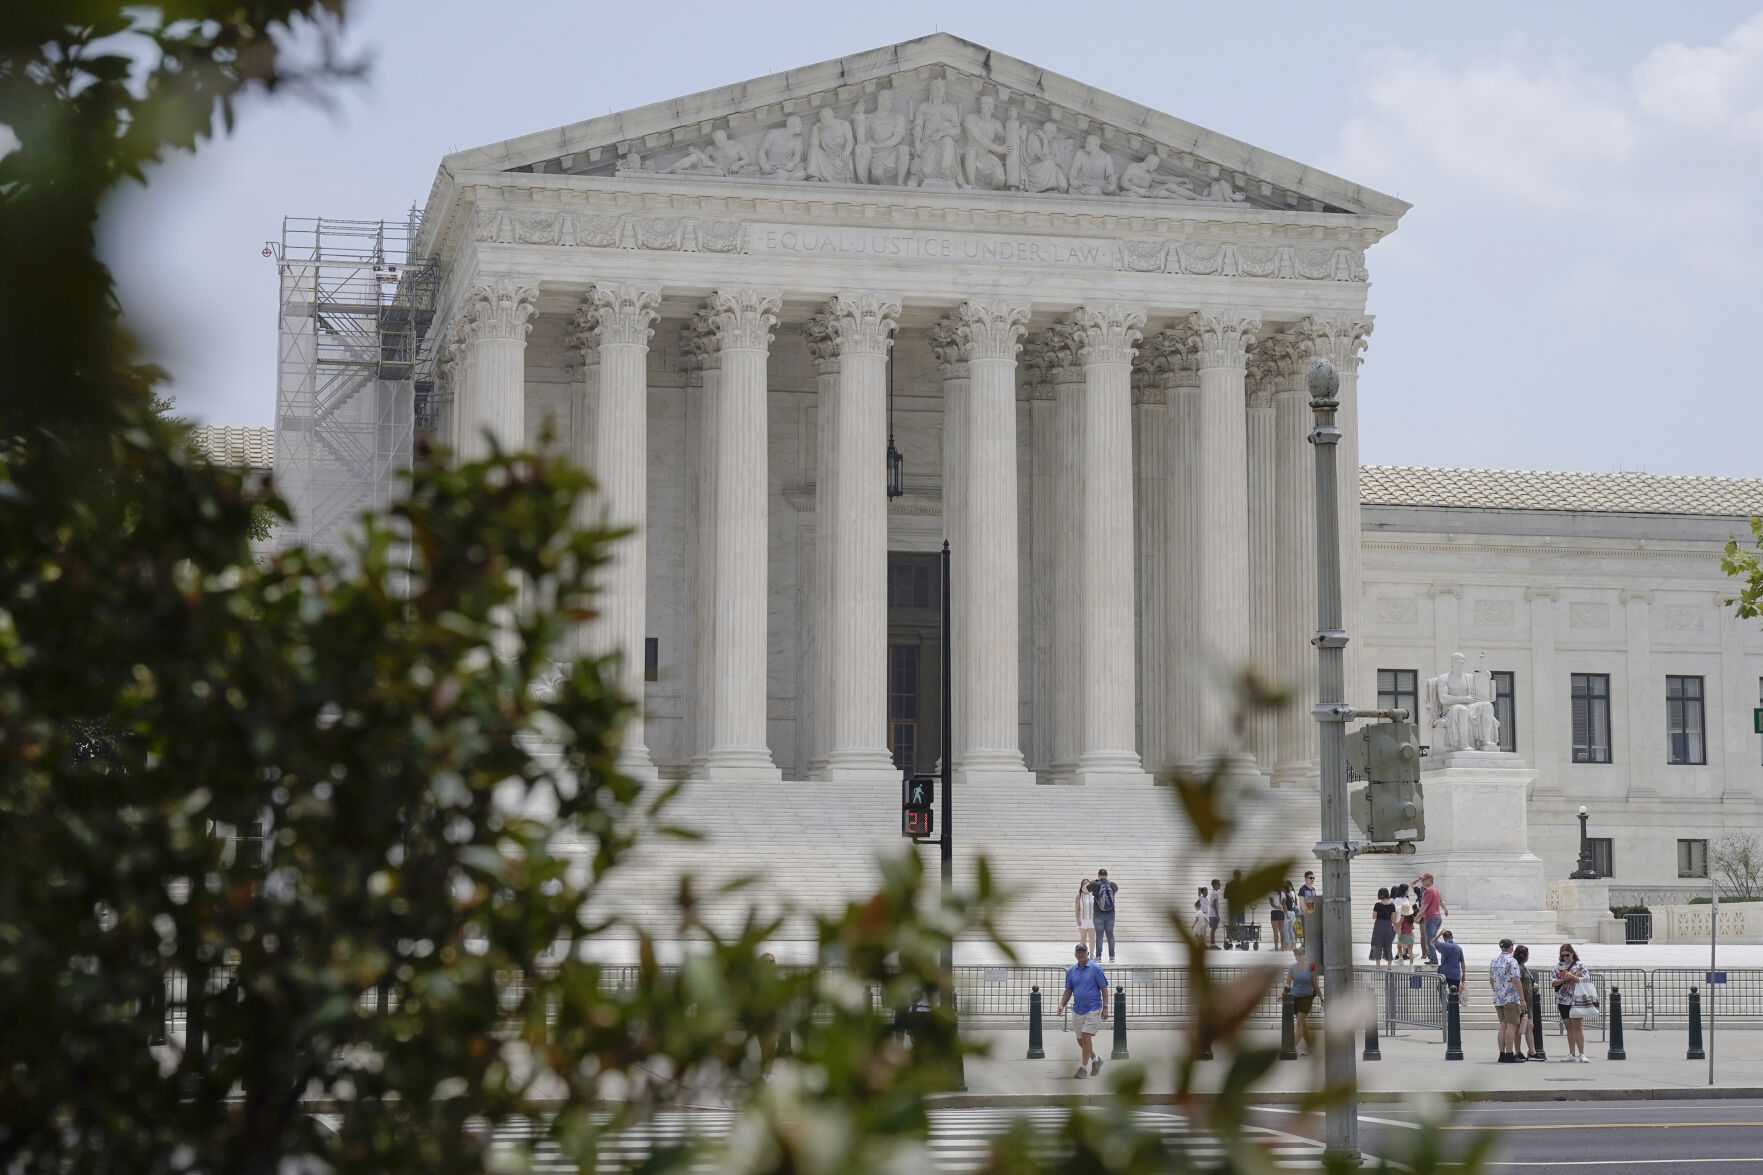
191;425;274;470
1361;464;1763;518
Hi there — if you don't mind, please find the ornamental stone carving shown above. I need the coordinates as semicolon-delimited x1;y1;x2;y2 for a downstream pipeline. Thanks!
707;288;781;352
961;94;1011;190
567;302;602;368
953;300;1030;362
757;116;807;180
1071;305;1145;367
463;280;539;343
1294;315;1373;370
825;294;901;356
1188;311;1260;370
805;107;856;184
908;77;964;187
1137;329;1194;389
681;310;719;375
1067;134;1117;196
662;128;753;176
927;318;967;382
584;283;662;347
803;312;840;375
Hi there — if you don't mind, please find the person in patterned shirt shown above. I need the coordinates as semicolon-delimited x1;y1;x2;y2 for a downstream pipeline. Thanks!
1489;938;1524;1062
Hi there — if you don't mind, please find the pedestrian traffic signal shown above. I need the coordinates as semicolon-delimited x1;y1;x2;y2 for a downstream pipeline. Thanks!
1349;778;1426;845
902;773;936;839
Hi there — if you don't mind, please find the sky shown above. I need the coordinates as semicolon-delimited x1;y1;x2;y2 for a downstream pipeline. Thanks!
99;0;1763;477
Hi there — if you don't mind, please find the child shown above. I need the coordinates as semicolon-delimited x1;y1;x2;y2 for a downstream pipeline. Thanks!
1396;900;1417;964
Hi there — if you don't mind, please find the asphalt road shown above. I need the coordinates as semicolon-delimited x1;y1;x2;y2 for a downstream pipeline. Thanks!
1250;1098;1763;1172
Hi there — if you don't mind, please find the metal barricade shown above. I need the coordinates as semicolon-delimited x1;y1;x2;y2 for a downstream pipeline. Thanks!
1650;968;1763;1027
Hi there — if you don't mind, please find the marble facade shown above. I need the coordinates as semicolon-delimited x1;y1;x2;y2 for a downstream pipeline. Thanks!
416;34;1403;791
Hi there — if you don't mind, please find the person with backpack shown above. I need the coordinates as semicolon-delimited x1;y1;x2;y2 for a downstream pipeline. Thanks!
1089;869;1118;962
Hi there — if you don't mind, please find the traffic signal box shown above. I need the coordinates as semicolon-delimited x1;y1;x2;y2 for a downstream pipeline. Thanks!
1346;720;1426;848
902;774;936;838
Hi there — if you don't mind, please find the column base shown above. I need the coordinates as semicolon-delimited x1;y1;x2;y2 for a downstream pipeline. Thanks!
1193;751;1270;788
615;743;660;783
954;749;1034;787
1071;749;1153;787
815;748;902;785
1270;760;1318;789
696;746;783;784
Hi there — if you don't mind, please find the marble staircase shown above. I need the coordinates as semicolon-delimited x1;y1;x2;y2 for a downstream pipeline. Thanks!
575;778;1564;947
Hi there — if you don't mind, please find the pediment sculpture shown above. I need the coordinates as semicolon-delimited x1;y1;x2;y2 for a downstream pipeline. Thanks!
564;73;1299;209
1426;652;1501;754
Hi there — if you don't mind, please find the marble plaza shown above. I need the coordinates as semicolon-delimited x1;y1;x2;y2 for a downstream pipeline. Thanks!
261;35;1763;940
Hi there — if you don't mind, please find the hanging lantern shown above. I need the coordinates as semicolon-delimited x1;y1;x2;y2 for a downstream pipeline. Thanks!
885;346;904;499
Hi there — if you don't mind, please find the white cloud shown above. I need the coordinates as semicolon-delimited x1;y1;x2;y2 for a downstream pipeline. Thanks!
1633;11;1763;145
1331;47;1634;210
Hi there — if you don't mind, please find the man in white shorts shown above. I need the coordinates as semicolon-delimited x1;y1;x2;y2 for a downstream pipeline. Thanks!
1056;943;1110;1078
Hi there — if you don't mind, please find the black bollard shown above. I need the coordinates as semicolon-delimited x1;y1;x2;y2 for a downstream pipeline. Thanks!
1529;986;1548;1061
1111;985;1130;1061
1688;987;1705;1060
1362;986;1382;1061
1606;985;1626;1061
1027;985;1045;1060
1444;985;1464;1061
1279;991;1297;1060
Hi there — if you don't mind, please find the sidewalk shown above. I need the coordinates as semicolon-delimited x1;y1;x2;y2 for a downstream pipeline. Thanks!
943;1024;1763;1106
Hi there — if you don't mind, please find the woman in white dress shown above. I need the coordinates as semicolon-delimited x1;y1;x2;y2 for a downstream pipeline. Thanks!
1075;878;1097;955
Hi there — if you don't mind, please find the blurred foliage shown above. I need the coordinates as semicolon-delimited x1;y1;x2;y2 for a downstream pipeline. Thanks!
1723;517;1763;620
1;4;1491;1173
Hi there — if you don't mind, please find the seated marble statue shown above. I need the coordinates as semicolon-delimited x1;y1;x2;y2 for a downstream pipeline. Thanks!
1426;652;1501;753
1067;134;1117;195
757;115;807;180
805;106;856;184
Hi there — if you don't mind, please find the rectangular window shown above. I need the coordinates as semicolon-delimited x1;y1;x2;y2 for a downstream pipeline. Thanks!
888;644;920;772
644;637;659;683
1377;669;1418;722
1570;673;1612;764
1588;837;1614;878
1666;675;1707;765
1679;838;1709;879
887;561;938;611
1492;671;1517;754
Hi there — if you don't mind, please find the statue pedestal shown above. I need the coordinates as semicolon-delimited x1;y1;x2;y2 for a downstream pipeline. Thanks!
1416;757;1555;931
1547;879;1628;945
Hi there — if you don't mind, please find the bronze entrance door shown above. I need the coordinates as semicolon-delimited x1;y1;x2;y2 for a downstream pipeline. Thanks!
886;552;942;775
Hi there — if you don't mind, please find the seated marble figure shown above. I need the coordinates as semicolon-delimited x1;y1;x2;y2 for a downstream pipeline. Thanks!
1426;652;1501;753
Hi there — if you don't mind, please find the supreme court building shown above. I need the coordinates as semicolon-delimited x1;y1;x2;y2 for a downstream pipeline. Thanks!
270;34;1763;929
418;34;1397;792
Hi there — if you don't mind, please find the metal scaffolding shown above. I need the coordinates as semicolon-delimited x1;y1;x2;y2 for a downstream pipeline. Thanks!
273;214;438;556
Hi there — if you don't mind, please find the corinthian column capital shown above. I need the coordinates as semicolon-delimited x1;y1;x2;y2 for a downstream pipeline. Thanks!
464;279;539;344
825;293;901;356
1136;327;1195;390
928;316;968;381
954;299;1030;362
1293;315;1373;370
707;288;782;352
1071;304;1146;367
567;302;603;368
804;312;841;375
585;282;662;347
1187;311;1261;370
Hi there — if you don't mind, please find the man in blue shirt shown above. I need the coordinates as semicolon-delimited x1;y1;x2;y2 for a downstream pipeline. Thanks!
1056;943;1110;1078
1435;929;1466;998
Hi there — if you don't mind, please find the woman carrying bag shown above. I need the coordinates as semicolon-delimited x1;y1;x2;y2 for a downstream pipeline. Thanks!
1552;942;1594;1063
1075;878;1097;956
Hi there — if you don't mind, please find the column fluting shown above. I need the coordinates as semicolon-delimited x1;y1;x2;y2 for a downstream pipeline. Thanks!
804;314;840;778
1270;336;1320;786
1245;351;1280;774
952;300;1033;785
1047;324;1086;781
1156;330;1204;768
930;317;971;772
700;289;783;782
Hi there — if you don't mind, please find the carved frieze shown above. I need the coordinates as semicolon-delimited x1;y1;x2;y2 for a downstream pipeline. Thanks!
1569;603;1610;629
1375;596;1419;625
1473;599;1516;626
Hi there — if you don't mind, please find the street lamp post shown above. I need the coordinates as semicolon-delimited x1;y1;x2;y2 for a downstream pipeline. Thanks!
1571;804;1599;879
1308;358;1359;1166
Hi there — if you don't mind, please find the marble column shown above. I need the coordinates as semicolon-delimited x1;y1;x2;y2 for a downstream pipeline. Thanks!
815;294;901;783
930;317;970;770
1621;588;1657;800
1154;330;1203;767
1189;311;1261;775
699;288;783;783
803;316;840;778
1271;337;1319;786
684;313;718;772
455;278;538;460
1022;339;1058;775
1070;305;1151;786
1526;587;1561;795
1245;353;1280;773
952;300;1034;785
577;283;661;780
1132;357;1171;780
1046;324;1086;781
1297;316;1373;708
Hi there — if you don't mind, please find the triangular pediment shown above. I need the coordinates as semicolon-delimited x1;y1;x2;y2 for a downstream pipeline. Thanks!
443;34;1406;219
